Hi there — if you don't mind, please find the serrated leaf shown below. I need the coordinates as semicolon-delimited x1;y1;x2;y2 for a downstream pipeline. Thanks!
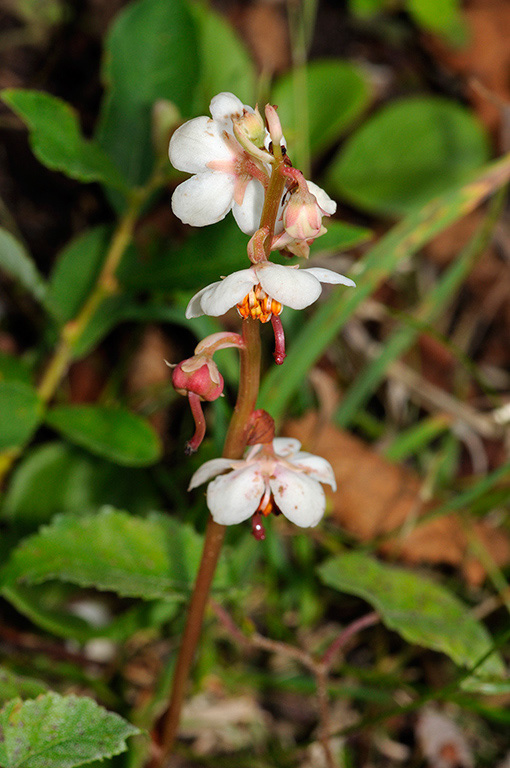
328;96;490;217
1;90;128;192
318;552;507;690
0;227;47;304
272;59;371;158
1;508;229;600
46;225;111;324
0;668;47;707
191;3;255;112
0;381;42;451
96;0;199;188
0;692;139;768
45;405;162;466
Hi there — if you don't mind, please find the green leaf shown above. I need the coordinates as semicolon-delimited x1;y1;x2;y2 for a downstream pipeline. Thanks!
318;553;507;691
272;59;371;158
1;442;162;528
96;0;199;188
0;692;139;768
328;96;490;217
45;405;162;466
1;90;128;192
46;226;111;324
407;0;467;44
191;3;255;112
260;153;510;423
1;508;230;600
118;216;249;291
0;382;42;451
0;227;47;304
0;352;32;385
0;668;47;707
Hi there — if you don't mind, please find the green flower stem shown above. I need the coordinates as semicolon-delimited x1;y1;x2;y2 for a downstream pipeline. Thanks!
0;169;165;486
159;317;261;763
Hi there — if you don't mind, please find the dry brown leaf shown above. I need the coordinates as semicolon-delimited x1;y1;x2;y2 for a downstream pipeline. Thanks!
230;2;291;75
283;412;510;585
126;325;173;438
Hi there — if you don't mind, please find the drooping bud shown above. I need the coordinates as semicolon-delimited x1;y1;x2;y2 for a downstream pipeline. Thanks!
171;356;224;401
283;188;323;241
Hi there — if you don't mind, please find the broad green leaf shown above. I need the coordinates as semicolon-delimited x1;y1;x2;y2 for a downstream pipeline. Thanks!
1;90;128;192
118;215;249;292
1;442;162;528
2;583;102;644
1;508;230;600
318;553;507;691
313;219;372;254
191;3;255;112
0;668;47;707
0;692;139;768
45;405;162;466
328;96;490;217
260;153;510;422
97;0;199;188
0;382;42;451
47;225;111;324
272;59;371;158
0;227;47;304
407;0;466;44
0;352;32;384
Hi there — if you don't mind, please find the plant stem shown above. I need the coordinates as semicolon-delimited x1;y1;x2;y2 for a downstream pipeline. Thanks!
0;172;163;487
158;318;261;764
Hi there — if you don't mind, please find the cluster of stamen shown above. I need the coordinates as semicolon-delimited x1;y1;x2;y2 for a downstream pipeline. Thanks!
237;284;282;323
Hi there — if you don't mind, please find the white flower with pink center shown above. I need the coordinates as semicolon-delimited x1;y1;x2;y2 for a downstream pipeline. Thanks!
169;92;270;232
189;437;336;530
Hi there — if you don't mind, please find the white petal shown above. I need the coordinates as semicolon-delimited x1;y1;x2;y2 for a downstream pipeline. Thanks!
304;267;356;288
270;467;325;527
272;437;301;457
171;172;235;227
188;458;240;489
257;263;322;310
207;465;265;524
198;268;257;316
169;116;233;173
232;178;265;234
186;283;217;319
210;92;246;127
306;180;337;215
289;453;337;490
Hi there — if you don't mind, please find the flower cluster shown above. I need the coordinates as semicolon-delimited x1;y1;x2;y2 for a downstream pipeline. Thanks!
169;92;353;535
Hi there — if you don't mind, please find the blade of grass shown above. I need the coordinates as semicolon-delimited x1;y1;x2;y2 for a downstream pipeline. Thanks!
334;187;506;427
260;154;510;423
383;414;452;462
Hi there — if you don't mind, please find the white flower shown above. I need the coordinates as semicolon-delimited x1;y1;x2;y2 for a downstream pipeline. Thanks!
185;261;355;321
189;438;336;527
169;92;269;232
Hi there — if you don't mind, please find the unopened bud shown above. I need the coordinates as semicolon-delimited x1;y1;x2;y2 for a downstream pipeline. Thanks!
234;106;266;148
283;188;322;241
172;356;224;401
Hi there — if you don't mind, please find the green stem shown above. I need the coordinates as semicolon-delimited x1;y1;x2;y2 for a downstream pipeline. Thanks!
0;171;164;486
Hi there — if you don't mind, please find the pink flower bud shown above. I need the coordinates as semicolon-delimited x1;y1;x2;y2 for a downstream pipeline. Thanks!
172;356;224;401
283;188;323;241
